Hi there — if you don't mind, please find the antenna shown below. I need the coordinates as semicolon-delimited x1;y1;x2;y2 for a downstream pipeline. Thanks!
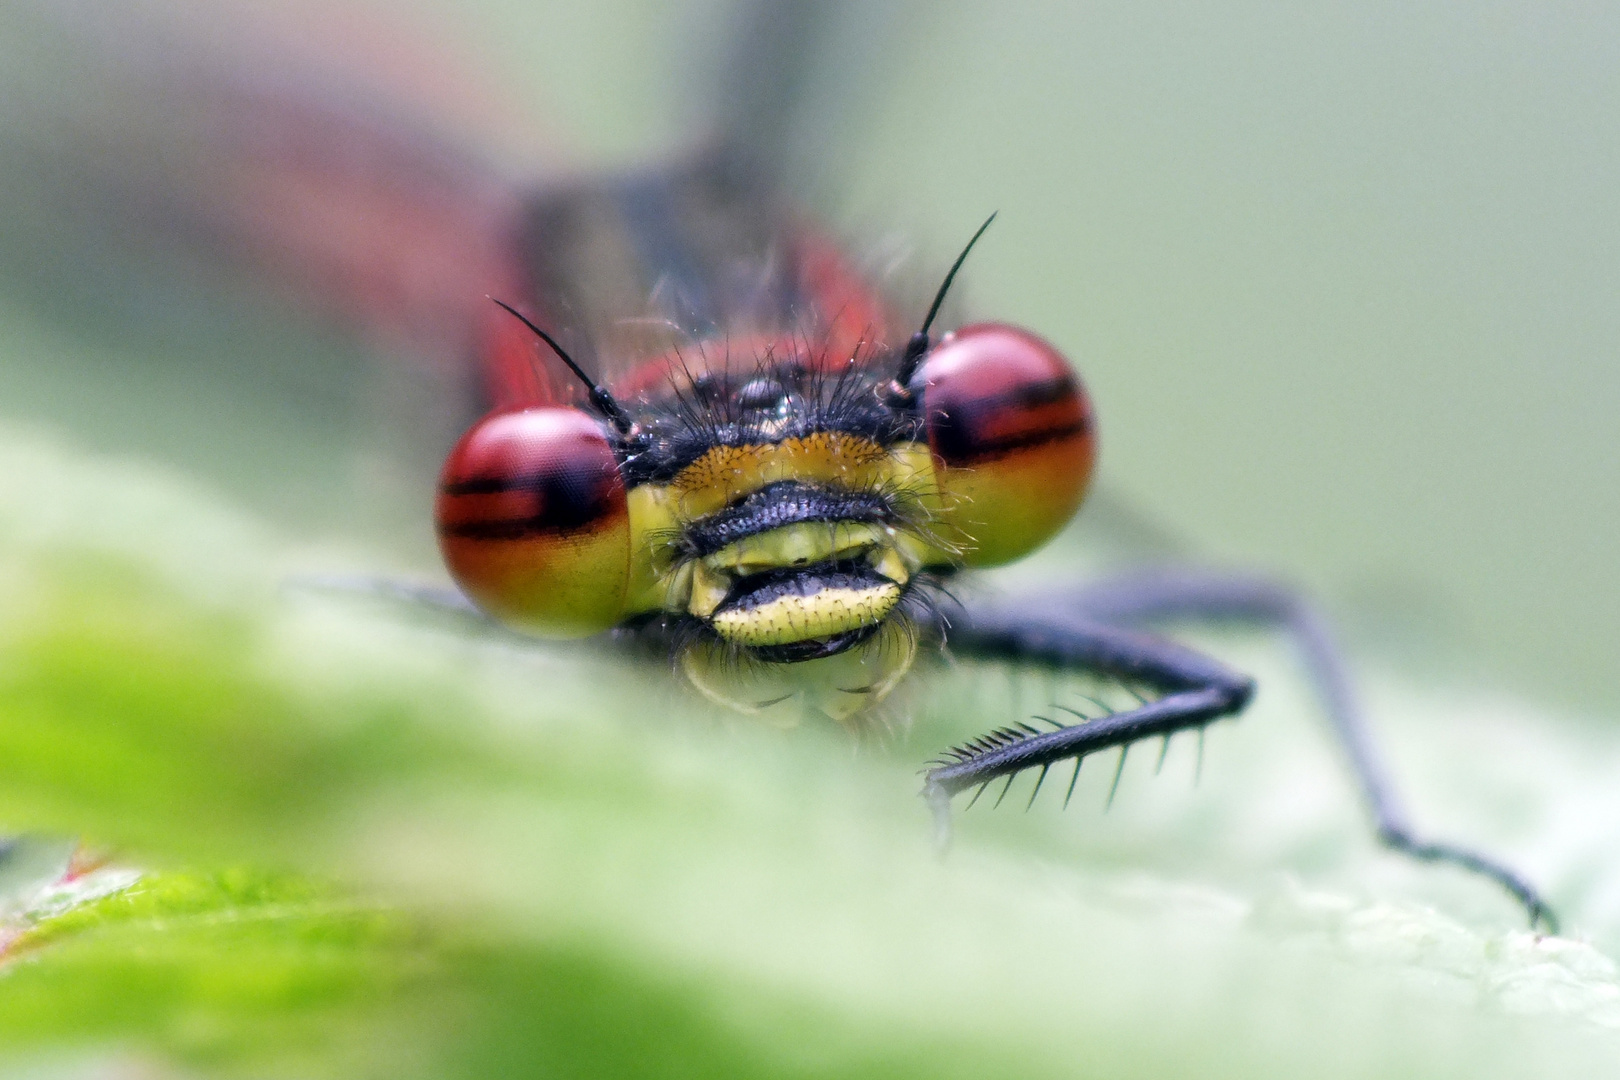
490;299;634;434
889;212;997;400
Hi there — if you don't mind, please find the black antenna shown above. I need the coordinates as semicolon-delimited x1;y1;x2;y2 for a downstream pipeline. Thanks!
890;212;998;400
490;299;634;434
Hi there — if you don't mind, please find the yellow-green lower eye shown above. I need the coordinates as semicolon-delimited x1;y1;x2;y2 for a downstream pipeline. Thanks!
915;322;1097;567
436;407;631;637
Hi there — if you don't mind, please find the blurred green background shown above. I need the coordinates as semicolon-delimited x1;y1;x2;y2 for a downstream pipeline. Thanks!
0;2;1618;1076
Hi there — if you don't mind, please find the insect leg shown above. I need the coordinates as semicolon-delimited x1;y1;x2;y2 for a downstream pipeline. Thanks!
924;605;1253;849
1052;568;1558;933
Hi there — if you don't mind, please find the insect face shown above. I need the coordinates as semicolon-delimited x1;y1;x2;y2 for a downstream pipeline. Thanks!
615;351;947;722
437;321;1095;723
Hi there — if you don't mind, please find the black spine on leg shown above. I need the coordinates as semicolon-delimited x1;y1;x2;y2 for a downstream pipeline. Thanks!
922;602;1254;799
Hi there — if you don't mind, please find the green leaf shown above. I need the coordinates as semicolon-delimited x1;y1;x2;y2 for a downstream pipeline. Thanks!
1;432;1618;1079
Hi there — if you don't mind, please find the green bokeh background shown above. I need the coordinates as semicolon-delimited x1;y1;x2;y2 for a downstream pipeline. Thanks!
0;1;1618;1076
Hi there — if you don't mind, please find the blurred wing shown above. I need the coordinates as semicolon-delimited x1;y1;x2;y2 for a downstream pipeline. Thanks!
510;157;898;401
504;0;916;398
2;0;545;410
1;0;914;411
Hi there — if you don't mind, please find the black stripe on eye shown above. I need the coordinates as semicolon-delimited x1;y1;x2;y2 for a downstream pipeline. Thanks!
930;414;1092;463
928;369;1092;465
442;472;569;496
439;463;621;538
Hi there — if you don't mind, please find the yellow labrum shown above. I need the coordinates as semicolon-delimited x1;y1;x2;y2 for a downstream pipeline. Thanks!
710;581;903;647
708;521;894;576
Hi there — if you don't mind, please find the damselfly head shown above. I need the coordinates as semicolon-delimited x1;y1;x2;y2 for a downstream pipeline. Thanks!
436;235;1096;725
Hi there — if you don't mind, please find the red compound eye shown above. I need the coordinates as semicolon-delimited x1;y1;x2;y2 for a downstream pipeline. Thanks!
435;407;631;637
914;322;1097;566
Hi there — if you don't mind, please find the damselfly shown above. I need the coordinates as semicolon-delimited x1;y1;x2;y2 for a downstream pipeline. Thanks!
28;0;1557;932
